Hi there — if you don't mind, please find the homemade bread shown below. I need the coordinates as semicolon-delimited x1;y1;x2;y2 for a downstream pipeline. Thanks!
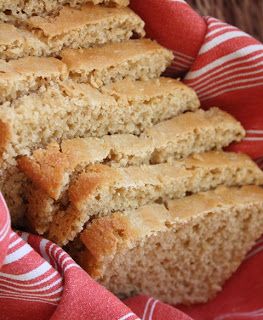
26;151;263;245
1;78;199;167
77;186;263;304
23;5;144;55
18;108;245;201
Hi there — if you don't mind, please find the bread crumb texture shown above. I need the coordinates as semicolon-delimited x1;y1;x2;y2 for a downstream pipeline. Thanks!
77;186;263;305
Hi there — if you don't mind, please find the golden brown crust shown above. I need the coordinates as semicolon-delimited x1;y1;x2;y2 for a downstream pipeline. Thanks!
26;5;144;38
18;144;72;200
0;119;12;159
1;56;67;80
68;165;119;205
61;39;172;72
102;77;190;100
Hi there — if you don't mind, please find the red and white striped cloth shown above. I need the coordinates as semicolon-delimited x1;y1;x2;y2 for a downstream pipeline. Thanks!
1;0;263;319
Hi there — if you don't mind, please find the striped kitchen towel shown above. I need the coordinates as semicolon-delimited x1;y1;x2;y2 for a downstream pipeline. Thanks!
1;0;263;319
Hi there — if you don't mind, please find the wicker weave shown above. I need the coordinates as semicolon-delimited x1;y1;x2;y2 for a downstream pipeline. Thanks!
187;0;263;41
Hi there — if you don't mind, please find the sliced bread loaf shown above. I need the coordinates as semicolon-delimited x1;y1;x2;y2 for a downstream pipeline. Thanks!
18;108;245;201
25;151;263;245
1;78;199;167
77;185;263;304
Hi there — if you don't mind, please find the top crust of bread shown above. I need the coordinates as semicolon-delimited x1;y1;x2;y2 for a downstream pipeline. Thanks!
0;56;68;81
26;5;144;38
61;39;173;73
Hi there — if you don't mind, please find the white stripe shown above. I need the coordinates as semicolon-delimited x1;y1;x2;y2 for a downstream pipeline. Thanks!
193;59;263;91
185;44;263;80
0;286;63;298
61;257;72;268
172;56;193;66
208;21;228;28
0;221;9;238
243;137;263;142
118;312;135;320
9;232;16;239
173;50;194;62
57;251;67;265
142;297;153;320
4;244;32;265
200;77;263;100
201;81;263;100
246;245;263;259
8;237;23;249
149;300;159;320
215;309;263;320
247;130;263;134
173;53;193;64
0;261;51;281
0;277;62;293
0;221;10;242
19;232;29;242
40;239;51;264
172;60;190;69
206;25;237;38
188;52;263;87
170;0;187;4
197;66;263;95
0;294;59;305
173;58;191;68
0;270;58;287
0;193;10;234
200;31;249;54
63;263;79;272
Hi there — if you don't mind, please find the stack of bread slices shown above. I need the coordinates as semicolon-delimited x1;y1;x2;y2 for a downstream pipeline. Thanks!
1;0;263;305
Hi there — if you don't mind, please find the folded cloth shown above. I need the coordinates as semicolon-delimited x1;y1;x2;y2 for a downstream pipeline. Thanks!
0;0;263;319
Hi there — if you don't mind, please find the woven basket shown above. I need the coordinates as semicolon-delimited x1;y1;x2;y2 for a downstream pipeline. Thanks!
187;0;263;41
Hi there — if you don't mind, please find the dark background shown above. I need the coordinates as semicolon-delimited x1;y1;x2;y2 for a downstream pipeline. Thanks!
186;0;263;42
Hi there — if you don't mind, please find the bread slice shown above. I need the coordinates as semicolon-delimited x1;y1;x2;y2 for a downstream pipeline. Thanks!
0;39;172;100
0;0;129;19
1;78;199;166
18;108;245;201
77;185;263;305
0;22;49;61
22;5;144;56
1;77;198;225
38;151;263;246
61;39;173;87
0;57;67;103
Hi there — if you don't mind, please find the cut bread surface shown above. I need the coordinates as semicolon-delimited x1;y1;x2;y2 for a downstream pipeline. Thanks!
1;78;198;167
0;0;130;20
61;39;173;87
0;22;49;61
0;5;143;59
18;108;244;201
0;39;172;100
23;5;145;55
0;56;67;103
38;151;263;246
77;186;263;304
